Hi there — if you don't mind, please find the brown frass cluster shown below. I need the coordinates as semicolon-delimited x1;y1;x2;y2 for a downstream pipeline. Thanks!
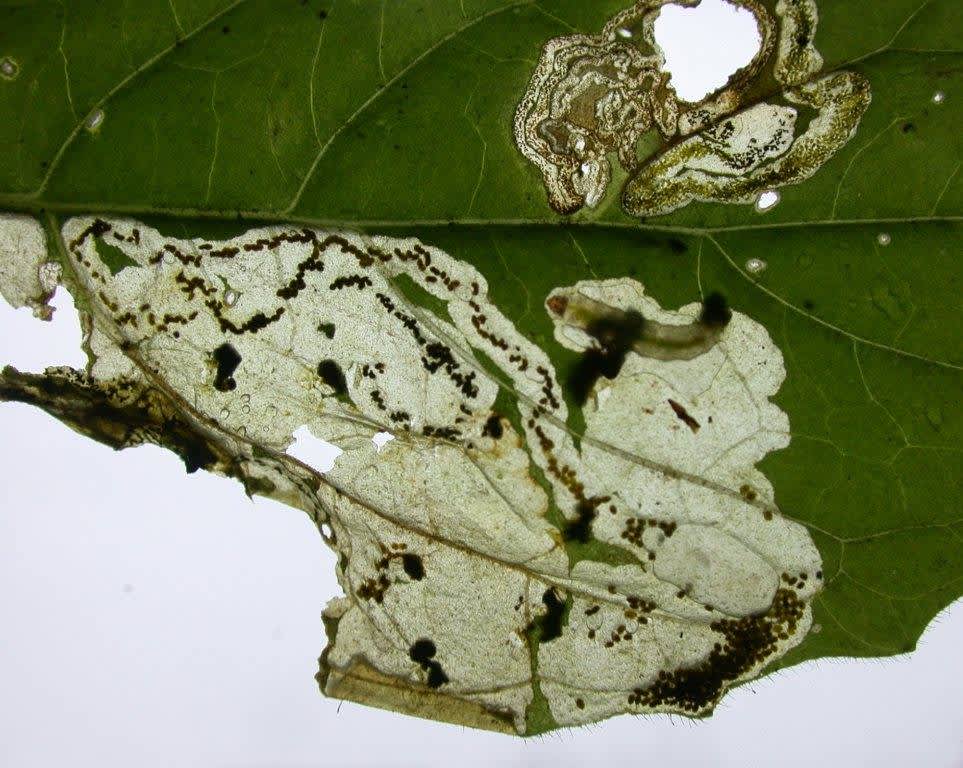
356;543;425;603
627;588;805;712
621;516;677;548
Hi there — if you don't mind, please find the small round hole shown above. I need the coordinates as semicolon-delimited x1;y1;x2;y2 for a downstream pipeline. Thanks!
877;232;891;246
745;257;768;274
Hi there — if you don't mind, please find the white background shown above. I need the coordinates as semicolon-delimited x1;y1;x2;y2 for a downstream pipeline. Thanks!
2;2;961;766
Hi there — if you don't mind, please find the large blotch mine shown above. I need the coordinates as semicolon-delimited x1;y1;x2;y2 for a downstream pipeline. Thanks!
2;216;822;734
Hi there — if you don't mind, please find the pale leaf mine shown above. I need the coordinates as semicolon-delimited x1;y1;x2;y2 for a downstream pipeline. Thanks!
514;0;870;217
0;216;821;733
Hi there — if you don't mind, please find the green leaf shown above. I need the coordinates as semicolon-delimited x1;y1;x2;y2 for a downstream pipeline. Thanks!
0;0;959;736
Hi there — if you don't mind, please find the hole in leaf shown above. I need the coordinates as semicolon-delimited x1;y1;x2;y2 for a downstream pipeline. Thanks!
372;431;395;452
745;257;767;274
654;0;762;102
0;286;86;371
755;189;780;212
286;425;342;473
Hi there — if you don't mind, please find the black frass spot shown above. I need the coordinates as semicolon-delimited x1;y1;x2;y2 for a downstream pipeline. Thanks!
212;343;242;392
401;553;425;580
567;310;645;405
562;501;597;543
700;292;732;328
482;413;503;439
530;588;566;643
181;439;217;474
318;322;336;339
317;359;347;394
409;638;449;688
409;638;436;664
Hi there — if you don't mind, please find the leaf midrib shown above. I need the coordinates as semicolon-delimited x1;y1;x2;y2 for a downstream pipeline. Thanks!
13;200;962;372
